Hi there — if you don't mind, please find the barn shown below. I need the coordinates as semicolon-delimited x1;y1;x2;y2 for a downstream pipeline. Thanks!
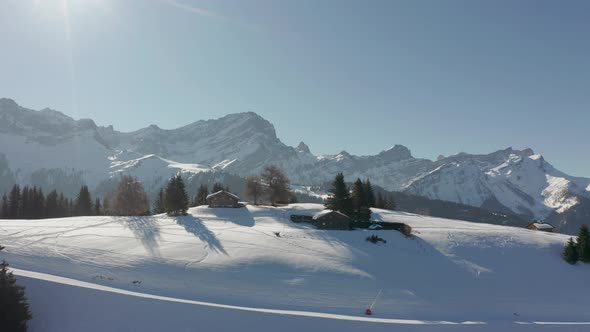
206;190;240;208
312;210;351;230
527;222;555;232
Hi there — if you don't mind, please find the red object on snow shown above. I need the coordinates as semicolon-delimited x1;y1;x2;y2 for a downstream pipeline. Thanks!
365;308;372;316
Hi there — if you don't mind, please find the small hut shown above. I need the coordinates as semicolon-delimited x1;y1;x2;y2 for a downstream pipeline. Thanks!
526;222;554;232
206;190;240;208
312;210;351;230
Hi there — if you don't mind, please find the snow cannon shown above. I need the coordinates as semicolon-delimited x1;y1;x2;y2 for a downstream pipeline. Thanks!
365;308;372;316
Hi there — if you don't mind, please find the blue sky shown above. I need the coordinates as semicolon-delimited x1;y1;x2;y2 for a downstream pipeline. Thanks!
1;0;589;176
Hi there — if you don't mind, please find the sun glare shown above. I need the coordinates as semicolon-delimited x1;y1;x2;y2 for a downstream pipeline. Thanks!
32;0;111;18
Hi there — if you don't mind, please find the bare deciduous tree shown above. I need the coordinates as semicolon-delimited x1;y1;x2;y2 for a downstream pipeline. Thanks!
245;175;263;205
112;175;150;216
261;165;291;206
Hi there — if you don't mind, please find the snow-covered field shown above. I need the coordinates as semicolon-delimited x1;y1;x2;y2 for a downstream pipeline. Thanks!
1;204;589;331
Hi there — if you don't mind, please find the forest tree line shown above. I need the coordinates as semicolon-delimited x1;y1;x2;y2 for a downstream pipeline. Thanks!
0;184;99;219
1;166;395;220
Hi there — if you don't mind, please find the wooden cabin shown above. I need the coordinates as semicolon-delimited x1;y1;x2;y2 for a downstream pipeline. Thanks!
527;222;554;232
206;190;240;208
312;210;351;230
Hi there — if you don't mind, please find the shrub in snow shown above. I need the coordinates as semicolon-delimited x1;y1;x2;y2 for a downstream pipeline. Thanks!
563;238;579;264
366;235;386;244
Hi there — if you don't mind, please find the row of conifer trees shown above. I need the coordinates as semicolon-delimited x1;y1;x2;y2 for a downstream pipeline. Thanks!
0;184;100;219
0;175;235;219
1;170;395;221
324;173;396;222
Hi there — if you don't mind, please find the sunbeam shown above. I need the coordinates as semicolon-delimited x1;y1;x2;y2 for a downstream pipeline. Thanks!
155;0;259;32
159;0;220;20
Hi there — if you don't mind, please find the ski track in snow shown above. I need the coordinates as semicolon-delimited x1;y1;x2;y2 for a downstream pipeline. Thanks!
12;268;590;327
3;204;590;330
11;268;481;326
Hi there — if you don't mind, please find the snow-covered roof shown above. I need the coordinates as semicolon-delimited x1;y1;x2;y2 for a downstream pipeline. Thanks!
531;223;554;230
206;190;240;200
312;210;350;220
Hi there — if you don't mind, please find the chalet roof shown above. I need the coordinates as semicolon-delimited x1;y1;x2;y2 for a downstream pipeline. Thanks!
313;210;351;220
531;222;554;230
206;190;240;201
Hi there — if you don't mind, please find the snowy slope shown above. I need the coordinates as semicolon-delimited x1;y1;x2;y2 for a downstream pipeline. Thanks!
1;204;590;331
108;153;214;193
404;149;590;221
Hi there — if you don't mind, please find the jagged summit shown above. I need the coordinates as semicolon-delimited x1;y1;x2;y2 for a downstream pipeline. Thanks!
377;144;413;162
1;98;589;234
296;142;311;154
0;98;19;111
336;150;353;160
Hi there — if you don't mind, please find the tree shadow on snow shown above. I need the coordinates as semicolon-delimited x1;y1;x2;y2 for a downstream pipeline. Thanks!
202;207;255;227
175;215;228;255
118;216;162;257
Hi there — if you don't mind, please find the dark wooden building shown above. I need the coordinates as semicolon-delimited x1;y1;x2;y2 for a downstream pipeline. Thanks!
312;210;351;230
526;222;554;232
206;190;240;208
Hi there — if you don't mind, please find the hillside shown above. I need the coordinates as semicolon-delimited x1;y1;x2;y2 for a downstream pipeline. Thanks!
1;204;589;331
1;98;590;233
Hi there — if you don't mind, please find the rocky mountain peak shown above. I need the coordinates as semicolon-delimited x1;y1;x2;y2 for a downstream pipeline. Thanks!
377;144;413;162
296;142;311;154
0;98;19;113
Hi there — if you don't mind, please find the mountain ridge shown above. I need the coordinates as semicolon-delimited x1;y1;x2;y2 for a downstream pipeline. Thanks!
1;98;589;233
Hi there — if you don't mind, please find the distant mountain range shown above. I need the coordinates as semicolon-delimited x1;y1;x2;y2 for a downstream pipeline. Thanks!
1;98;588;233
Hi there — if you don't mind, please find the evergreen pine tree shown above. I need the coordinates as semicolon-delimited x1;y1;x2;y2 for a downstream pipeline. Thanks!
351;179;371;222
8;185;21;219
57;193;67;217
289;192;298;204
154;188;166;214
212;182;225;193
1;194;8;219
195;184;209;206
325;173;353;216
576;224;590;262
20;186;30;219
0;246;32;331
94;198;101;216
30;187;44;219
68;198;75;217
165;175;189;216
375;192;385;209
45;190;59;218
364;179;376;208
563;237;579;264
75;185;93;216
386;194;397;211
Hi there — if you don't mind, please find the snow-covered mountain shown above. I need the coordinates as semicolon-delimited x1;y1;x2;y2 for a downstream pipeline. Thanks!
1;98;589;232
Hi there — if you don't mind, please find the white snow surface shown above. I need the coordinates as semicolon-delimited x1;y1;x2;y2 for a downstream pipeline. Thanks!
1;204;590;331
406;152;590;219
